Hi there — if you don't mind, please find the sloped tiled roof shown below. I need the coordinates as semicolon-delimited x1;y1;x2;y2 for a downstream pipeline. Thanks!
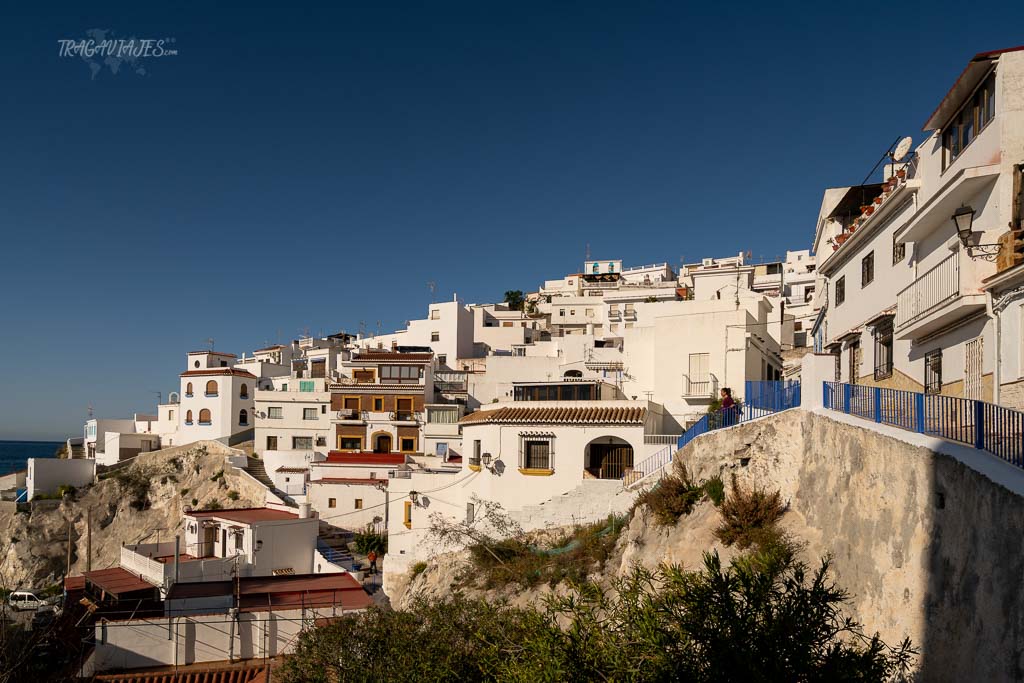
325;451;407;465
460;405;647;426
95;661;269;682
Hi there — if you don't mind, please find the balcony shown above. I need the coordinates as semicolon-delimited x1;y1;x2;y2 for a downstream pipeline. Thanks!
390;411;422;423
607;309;622;321
335;409;366;422
895;252;986;339
682;374;719;400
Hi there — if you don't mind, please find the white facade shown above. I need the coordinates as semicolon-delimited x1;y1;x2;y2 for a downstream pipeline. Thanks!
26;458;95;501
254;377;331;455
177;351;256;447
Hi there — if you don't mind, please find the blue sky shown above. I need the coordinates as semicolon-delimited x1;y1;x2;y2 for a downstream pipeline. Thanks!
1;1;1022;440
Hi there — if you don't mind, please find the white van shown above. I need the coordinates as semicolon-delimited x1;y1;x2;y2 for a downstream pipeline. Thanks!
8;590;47;611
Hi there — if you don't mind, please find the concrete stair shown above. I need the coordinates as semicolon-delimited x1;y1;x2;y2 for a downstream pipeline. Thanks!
510;480;638;531
243;457;298;508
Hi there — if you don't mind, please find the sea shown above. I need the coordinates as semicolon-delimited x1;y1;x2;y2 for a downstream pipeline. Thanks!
0;440;62;475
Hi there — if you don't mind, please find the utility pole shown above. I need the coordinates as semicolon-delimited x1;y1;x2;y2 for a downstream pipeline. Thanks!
66;522;73;575
86;508;92;573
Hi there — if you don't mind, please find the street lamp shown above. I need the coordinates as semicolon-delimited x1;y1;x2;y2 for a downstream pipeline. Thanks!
409;490;420;505
481;452;492;468
953;205;976;247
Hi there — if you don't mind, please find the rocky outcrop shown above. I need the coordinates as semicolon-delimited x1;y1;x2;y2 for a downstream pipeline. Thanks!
0;441;265;590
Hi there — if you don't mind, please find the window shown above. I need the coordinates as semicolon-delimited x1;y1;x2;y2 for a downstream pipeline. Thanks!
380;365;420;382
502;321;513;327
521;437;553;471
431;331;440;342
198;408;212;425
303;408;317;420
343;396;361;412
185;382;193;397
268;407;283;419
266;436;278;450
570;309;576;316
835;276;846;306
470;440;481;467
338;436;362;450
436;442;448;457
316;436;326;447
194;360;200;368
240;383;249;399
400;437;416;452
185;410;193;425
299;381;315;392
430;309;440;320
466;502;475;523
353;369;375;383
559;309;565;317
925;350;943;394
437;354;446;366
354;498;363;509
403;501;413;528
585;308;594;318
293;436;313;449
328;498;337;508
373;397;384;411
943;71;996;169
873;320;893;380
861;252;874;287
321;404;326;414
205;380;218;397
239;409;249;426
281;383;288;391
169;410;174;421
892;234;906;265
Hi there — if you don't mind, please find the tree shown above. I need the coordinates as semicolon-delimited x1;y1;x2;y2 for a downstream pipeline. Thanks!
503;290;525;311
278;551;916;682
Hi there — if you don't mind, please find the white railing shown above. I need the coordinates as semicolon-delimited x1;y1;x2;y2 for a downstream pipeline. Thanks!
682;374;718;398
896;252;959;328
624;444;674;488
120;546;167;587
643;434;683;445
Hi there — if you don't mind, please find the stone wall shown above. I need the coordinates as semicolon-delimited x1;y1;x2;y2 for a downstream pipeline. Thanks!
677;409;1024;683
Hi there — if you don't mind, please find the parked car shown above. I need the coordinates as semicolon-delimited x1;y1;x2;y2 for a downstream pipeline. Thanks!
8;590;50;611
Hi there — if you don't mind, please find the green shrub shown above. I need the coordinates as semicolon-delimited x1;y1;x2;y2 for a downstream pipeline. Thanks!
354;527;387;556
704;475;725;506
113;467;153;511
210;469;225;482
206;499;222;510
277;554;916;683
191;498;199;507
714;474;786;549
180;488;190;496
410;562;428;579
226;489;240;501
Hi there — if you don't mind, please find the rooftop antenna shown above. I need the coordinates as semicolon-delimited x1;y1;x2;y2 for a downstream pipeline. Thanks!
376;320;382;337
87;405;94;419
153;391;162;406
204;337;215;351
358;320;367;338
585;243;591;262
426;281;437;303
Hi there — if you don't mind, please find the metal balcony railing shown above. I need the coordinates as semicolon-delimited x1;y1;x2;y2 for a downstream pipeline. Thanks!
682;374;718;398
896;252;959;328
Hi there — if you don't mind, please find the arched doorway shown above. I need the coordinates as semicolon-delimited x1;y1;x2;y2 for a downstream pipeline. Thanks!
585;436;634;480
563;369;583;379
373;433;392;453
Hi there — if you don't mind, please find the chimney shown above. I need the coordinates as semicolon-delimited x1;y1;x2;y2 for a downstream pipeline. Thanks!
299;502;311;519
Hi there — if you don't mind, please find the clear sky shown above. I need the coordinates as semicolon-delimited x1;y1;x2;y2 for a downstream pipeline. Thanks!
1;1;1022;440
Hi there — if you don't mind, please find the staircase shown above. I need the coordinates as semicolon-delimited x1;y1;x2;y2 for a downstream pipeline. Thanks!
316;538;357;572
510;480;637;531
243;458;298;508
69;444;86;459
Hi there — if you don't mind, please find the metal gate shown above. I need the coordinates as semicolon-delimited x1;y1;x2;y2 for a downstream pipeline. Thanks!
592;444;634;480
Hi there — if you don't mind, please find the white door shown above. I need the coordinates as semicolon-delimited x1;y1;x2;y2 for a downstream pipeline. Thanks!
965;337;984;401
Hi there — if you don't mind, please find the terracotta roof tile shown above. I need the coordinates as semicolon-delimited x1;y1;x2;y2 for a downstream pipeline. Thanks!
324;451;407;465
180;368;258;379
313;477;387;486
460;405;647;426
185;507;299;524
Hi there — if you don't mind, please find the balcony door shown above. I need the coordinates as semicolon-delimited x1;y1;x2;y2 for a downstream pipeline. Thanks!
396;398;414;420
374;434;392;453
965;337;984;400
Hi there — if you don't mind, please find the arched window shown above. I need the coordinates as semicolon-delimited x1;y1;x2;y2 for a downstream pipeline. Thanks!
198;408;212;424
205;380;218;396
240;383;249;399
592;263;599;274
185;382;193;397
239;409;248;425
563;369;583;378
185;410;193;424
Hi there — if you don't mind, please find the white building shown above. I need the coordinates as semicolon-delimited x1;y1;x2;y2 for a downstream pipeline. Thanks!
811;46;1024;405
177;351;256;447
254;376;332;455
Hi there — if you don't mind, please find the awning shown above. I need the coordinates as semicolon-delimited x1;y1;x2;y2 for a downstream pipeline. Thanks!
827;184;885;220
864;310;896;327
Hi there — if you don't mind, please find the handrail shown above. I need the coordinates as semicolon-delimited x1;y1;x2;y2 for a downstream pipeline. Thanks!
823;381;1024;467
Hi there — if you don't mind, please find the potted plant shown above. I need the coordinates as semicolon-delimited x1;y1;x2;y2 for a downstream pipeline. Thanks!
836;233;849;245
863;205;875;216
873;196;883;205
897;168;906;179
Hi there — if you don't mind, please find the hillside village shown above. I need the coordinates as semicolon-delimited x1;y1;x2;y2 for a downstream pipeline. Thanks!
4;46;1024;681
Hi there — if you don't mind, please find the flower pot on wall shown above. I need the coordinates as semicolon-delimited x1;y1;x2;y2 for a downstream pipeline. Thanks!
873;196;883;205
836;233;849;245
897;168;906;179
863;206;875;216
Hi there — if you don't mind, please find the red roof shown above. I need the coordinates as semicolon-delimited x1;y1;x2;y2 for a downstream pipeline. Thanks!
84;567;157;597
95;661;268;682
326;451;407;465
180;368;257;379
313;477;386;486
185;507;299;524
64;575;86;591
352;351;433;362
166;573;373;613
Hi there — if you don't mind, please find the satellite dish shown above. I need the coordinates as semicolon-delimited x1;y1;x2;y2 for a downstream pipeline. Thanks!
892;136;913;162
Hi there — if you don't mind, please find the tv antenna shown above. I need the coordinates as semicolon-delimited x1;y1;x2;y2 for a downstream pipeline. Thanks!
376;320;383;337
153;391;162;405
204;337;215;351
426;281;437;303
358;320;367;337
87;405;94;418
585;242;591;262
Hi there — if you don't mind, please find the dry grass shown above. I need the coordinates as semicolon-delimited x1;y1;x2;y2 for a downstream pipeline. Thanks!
713;474;786;550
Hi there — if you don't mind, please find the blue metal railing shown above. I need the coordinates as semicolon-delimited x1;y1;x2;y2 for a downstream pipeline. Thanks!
316;539;356;569
823;382;1024;468
630;381;801;487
